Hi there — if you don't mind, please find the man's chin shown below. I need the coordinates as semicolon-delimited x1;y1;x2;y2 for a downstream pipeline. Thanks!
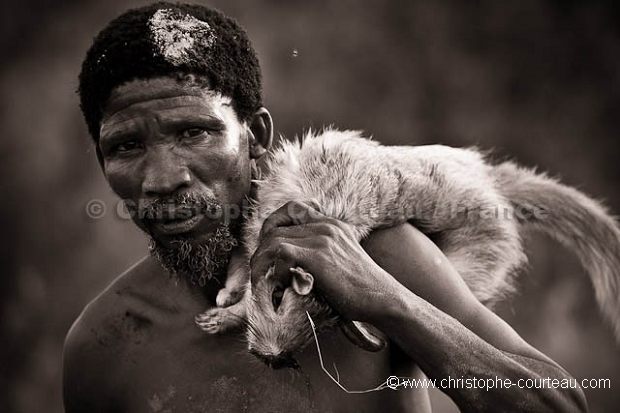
148;222;239;286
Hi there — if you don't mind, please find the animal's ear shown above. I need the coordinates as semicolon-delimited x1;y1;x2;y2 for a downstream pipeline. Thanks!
290;267;314;296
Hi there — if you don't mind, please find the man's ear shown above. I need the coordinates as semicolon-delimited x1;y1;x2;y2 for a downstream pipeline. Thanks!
290;267;314;296
248;107;273;159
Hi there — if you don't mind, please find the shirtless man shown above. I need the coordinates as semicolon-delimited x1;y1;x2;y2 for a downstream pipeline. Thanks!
63;3;587;412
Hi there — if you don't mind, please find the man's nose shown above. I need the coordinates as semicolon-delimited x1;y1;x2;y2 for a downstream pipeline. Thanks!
142;147;193;196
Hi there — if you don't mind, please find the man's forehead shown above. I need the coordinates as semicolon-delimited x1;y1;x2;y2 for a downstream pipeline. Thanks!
102;77;232;121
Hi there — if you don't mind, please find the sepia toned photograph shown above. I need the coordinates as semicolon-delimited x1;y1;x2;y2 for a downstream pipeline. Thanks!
1;1;619;412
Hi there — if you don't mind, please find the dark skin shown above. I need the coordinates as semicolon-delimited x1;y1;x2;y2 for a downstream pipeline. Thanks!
63;77;587;412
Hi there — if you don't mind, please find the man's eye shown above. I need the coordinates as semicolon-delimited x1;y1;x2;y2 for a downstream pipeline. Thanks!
112;140;142;153
181;128;208;139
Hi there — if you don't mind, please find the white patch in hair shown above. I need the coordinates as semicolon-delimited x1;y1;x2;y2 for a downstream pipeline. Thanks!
148;9;216;66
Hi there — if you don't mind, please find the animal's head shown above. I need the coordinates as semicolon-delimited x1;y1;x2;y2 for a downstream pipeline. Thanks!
245;265;338;369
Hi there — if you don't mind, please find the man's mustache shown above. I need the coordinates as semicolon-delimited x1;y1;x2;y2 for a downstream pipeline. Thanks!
124;194;222;221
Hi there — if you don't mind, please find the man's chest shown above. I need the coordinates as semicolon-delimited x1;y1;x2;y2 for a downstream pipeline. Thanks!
106;314;420;413
103;281;419;413
107;311;322;412
121;373;320;413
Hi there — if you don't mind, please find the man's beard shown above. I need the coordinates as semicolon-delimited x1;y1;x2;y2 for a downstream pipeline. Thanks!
129;194;241;286
148;223;238;286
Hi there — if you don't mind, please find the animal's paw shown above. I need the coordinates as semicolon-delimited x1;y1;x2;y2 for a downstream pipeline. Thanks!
215;287;244;308
195;300;246;334
195;308;236;334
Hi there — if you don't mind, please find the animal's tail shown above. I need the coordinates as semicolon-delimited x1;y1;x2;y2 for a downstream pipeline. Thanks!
494;161;620;340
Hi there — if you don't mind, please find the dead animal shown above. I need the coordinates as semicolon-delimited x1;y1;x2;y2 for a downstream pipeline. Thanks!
195;128;620;369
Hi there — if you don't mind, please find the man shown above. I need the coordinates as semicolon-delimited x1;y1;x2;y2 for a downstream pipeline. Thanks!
63;3;587;412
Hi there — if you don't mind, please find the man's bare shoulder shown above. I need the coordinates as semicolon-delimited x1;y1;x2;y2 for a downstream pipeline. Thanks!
65;257;158;343
62;256;166;412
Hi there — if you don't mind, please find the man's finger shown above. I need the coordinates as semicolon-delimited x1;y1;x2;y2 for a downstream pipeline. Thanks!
249;245;277;281
259;201;329;239
272;243;306;282
260;222;338;242
250;240;306;282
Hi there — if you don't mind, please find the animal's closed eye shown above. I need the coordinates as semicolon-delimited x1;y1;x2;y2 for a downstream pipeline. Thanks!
272;285;285;311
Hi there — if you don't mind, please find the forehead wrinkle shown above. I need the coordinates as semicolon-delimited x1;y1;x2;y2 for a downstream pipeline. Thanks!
104;77;233;118
100;116;142;140
103;94;232;123
101;118;161;145
101;95;233;139
154;105;223;123
103;95;209;121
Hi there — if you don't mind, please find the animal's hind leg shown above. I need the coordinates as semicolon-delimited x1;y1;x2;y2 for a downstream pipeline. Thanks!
437;223;525;305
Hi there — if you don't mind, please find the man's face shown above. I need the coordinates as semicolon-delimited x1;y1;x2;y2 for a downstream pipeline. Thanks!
99;77;254;281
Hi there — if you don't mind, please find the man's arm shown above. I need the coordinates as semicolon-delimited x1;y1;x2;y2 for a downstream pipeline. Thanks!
253;201;588;413
361;224;587;412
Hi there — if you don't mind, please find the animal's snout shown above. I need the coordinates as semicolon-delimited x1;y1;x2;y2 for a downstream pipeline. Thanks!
249;349;299;370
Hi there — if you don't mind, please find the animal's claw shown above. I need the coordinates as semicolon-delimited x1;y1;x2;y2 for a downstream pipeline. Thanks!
195;300;247;334
195;308;233;334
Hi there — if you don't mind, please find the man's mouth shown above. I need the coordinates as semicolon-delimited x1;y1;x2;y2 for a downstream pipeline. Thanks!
133;195;224;239
149;213;206;236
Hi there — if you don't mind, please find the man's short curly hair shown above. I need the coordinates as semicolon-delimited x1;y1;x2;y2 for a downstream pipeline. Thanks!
78;2;262;143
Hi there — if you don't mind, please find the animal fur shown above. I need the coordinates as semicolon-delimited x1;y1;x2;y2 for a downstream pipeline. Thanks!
196;128;620;364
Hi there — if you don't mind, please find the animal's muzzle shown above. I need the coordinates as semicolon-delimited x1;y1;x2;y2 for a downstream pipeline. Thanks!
249;349;299;370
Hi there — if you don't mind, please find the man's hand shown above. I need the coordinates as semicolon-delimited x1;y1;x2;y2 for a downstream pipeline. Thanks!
249;201;403;322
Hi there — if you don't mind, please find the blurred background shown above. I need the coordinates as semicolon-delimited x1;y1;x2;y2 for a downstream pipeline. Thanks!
1;0;619;411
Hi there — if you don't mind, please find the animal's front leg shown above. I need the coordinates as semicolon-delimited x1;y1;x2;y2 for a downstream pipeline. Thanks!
196;248;250;334
215;248;249;307
195;294;248;334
